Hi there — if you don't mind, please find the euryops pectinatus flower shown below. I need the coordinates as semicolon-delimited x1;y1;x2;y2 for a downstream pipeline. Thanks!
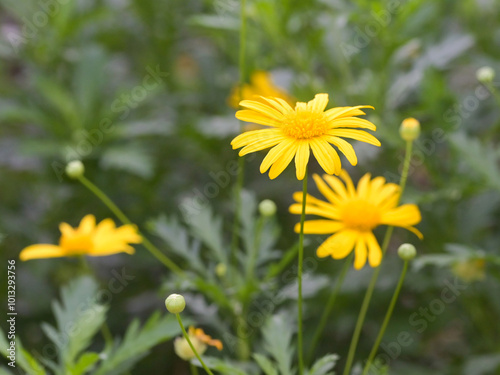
290;171;422;269
174;326;223;360
232;94;380;180
20;214;142;260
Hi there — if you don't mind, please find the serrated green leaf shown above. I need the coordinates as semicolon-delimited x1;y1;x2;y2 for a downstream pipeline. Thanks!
253;353;278;375
69;352;100;375
307;354;339;375
0;326;46;375
262;314;294;375
93;312;181;375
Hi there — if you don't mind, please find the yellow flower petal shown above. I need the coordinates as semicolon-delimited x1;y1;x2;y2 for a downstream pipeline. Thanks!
307;94;329;113
356;173;372;199
235;110;282;127
260;96;294;114
328;117;377;131
328;129;381;146
239;134;286;156
310;138;341;175
231;129;282;149
317;230;357;259
354;235;367;270
260;139;295;174
324;105;374;122
289;203;340;220
312;174;343;204
294;220;344;234
294;141;310;180
78;214;96;234
380;204;421;227
20;244;66;261
324;136;358;166
239;100;285;120
366;232;382;268
269;142;298;179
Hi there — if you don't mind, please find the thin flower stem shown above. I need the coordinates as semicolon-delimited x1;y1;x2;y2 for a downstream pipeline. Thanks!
307;253;353;364
190;362;200;375
77;175;184;277
362;261;409;375
297;170;308;375
230;0;248;272
175;314;215;375
342;140;414;375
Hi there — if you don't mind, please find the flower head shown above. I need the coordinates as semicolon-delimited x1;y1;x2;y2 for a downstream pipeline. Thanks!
289;171;422;269
20;214;142;261
232;94;380;180
229;71;295;108
174;326;223;360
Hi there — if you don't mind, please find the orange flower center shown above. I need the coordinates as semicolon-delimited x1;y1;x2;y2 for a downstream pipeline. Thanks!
341;199;380;232
282;111;328;139
60;233;93;254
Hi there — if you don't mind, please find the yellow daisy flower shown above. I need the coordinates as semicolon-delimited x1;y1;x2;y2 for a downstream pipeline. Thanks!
232;94;380;180
174;326;223;360
289;171;422;269
228;70;295;108
20;214;142;261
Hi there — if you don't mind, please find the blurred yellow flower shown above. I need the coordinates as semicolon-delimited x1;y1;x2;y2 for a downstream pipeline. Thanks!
232;94;380;180
20;214;141;261
452;259;486;283
228;71;295;108
174;326;223;360
290;171;422;269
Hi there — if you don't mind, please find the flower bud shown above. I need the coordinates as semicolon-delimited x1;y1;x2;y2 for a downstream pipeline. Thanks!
65;160;85;179
174;336;207;360
398;243;417;261
165;294;185;314
259;199;277;217
476;66;495;84
215;263;227;277
399;118;420;141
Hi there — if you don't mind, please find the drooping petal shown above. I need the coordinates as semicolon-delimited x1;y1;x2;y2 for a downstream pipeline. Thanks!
294;220;344;234
354;235;368;270
20;244;67;261
269;142;298;179
310;138;341;175
380;204;421;227
324;136;358;166
239;134;286;156
328;129;381;146
365;232;382;267
317;230;358;259
260;139;295;173
294;141;310;180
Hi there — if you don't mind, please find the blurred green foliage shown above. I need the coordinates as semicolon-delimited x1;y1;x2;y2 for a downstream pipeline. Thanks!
1;0;500;373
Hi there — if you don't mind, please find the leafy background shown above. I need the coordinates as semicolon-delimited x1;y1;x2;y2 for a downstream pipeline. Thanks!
1;0;500;374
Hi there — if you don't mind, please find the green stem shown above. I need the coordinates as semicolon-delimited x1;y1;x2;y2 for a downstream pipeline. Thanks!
245;216;265;281
175;314;215;375
230;0;248;273
190;362;200;375
297;171;308;375
307;253;353;364
77;175;184;277
362;261;409;375
342;139;414;375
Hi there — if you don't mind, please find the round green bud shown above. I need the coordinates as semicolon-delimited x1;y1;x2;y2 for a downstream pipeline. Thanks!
165;294;185;314
65;160;85;179
398;243;417;261
259;199;277;217
399;118;420;141
476;66;495;84
215;263;227;277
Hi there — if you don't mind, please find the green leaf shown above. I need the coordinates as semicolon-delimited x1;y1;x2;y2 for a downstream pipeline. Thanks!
306;354;339;375
0;326;46;375
183;205;227;264
69;352;100;375
100;146;154;179
44;276;107;368
93;312;181;375
262;314;294;375
201;356;248;375
253;353;278;375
